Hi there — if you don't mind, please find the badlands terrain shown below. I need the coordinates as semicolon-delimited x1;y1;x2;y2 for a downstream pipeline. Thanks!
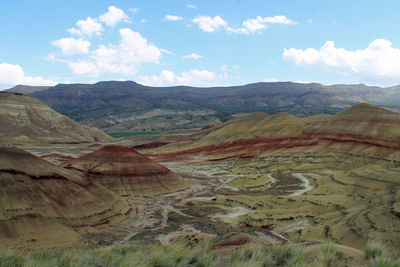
1;90;400;265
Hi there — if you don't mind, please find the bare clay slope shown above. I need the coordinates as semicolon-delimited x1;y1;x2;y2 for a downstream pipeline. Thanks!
0;147;130;248
63;145;187;196
151;103;400;159
0;92;112;146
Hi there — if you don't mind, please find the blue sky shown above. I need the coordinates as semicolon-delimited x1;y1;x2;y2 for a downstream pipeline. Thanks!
1;0;400;89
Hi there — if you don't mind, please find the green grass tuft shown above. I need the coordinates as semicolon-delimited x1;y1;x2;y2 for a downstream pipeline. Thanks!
365;240;385;260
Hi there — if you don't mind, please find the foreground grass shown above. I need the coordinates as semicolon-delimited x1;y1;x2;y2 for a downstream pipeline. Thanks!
1;242;400;267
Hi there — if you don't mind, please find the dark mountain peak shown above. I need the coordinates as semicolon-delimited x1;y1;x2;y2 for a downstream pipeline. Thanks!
94;80;139;86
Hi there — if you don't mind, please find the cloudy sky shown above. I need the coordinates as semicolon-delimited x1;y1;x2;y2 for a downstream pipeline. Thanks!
1;0;400;89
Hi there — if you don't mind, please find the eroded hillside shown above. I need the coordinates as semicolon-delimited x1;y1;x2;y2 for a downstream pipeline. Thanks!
0;92;112;146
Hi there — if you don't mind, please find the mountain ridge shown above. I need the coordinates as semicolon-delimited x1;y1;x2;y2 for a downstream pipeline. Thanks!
6;81;400;132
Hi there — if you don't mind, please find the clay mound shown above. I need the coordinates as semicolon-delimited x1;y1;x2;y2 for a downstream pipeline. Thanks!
0;147;130;248
150;103;400;160
306;103;400;146
0;92;112;145
62;145;186;196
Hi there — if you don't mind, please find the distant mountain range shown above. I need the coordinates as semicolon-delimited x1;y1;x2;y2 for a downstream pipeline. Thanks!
6;81;400;132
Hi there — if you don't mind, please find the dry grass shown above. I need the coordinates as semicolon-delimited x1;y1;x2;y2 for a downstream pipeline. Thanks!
1;241;399;267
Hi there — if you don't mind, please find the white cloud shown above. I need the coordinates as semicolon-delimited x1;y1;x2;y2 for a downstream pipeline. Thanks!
129;7;138;13
99;6;129;27
140;19;146;23
0;63;58;87
67;28;162;77
67;6;129;37
227;15;297;34
68;61;99;76
165;15;183;21
193;15;296;34
183;53;202;59
177;69;216;85
51;38;90;55
187;4;197;9
283;39;400;83
242;17;268;32
161;48;173;55
67;17;103;37
262;15;296;24
139;69;217;86
192;15;227;32
139;70;176;86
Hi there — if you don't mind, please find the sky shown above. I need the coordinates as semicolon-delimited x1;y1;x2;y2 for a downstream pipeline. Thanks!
1;0;400;89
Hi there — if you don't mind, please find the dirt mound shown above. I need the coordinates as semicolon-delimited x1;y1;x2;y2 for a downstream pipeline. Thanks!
62;145;186;196
0;92;112;146
0;147;130;248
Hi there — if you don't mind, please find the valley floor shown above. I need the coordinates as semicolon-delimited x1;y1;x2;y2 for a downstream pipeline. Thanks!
27;143;400;257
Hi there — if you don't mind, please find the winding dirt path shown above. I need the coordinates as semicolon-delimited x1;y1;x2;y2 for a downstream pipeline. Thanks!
290;173;313;196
